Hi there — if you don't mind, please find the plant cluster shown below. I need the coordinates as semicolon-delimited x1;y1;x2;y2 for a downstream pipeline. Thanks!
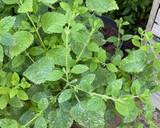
0;0;159;128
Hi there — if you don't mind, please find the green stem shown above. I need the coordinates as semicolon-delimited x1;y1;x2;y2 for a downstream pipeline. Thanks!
26;13;46;49
25;51;34;63
23;111;43;128
65;27;70;83
76;29;95;63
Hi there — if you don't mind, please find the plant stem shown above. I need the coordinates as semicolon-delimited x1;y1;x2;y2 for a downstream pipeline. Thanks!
23;111;43;128
26;13;46;49
65;27;70;83
76;29;95;63
25;51;34;63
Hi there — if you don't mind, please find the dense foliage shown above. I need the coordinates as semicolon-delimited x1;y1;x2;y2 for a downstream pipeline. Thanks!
0;0;159;128
110;0;152;32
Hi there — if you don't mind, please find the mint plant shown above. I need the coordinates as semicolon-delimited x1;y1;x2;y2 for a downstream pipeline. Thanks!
0;0;159;128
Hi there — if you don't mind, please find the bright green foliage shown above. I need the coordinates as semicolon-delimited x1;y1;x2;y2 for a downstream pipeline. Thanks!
9;31;34;58
41;12;67;33
0;0;158;128
86;0;118;13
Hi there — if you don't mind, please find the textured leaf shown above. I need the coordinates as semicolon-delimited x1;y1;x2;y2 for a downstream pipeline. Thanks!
106;63;118;73
41;12;67;33
0;33;16;46
131;80;141;95
47;47;74;66
77;74;95;92
48;103;73;128
0;119;18;128
86;0;118;13
17;90;28;101
70;99;105;128
9;97;24;108
9;31;34;58
115;96;137;117
23;57;55;84
18;0;33;13
71;64;89;74
46;70;64;81
0;95;9;109
120;50;147;73
58;89;72;103
34;117;47;128
0;16;16;34
11;72;20;86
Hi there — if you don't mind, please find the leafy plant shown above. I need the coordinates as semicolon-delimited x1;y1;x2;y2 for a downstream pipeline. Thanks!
0;0;159;128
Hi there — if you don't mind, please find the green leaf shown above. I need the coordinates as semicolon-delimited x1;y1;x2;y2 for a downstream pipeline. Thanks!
120;50;147;73
0;87;10;95
47;47;74;66
18;0;33;13
11;54;26;68
132;35;141;47
70;100;105;128
23;57;55;84
46;70;64;81
2;0;18;4
38;0;57;4
0;45;3;62
38;98;49;110
97;48;107;62
9;88;18;98
86;0;118;13
0;33;16;46
122;34;133;41
9;31;34;58
131;80;141;95
41;12;67;33
71;64;89;74
29;46;45;56
0;95;9;109
115;96;137;117
107;79;123;97
87;42;99;52
9;97;24;108
106;63;118;73
11;72;20;86
34;117;47;128
0;119;19;128
0;16;16;34
77;74;95;92
58;89;72;103
48;103;73;128
19;111;35;125
17;90;28;101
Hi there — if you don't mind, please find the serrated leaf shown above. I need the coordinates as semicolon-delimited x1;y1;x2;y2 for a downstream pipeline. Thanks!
0;119;19;128
17;90;28;101
38;98;49;110
46;70;64;81
0;95;9;109
86;0;118;13
18;0;33;13
0;16;16;34
9;88;18;98
71;64;89;74
23;57;55;84
41;12;67;33
0;33;16;46
120;50;147;73
131;80;141;95
106;63;118;73
58;89;72;103
34;117;47;128
9;31;34;58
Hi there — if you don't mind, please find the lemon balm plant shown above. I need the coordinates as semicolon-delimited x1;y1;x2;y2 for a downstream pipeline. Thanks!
0;0;159;128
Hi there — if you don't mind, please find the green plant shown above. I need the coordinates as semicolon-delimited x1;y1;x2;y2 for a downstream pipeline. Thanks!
0;0;159;128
